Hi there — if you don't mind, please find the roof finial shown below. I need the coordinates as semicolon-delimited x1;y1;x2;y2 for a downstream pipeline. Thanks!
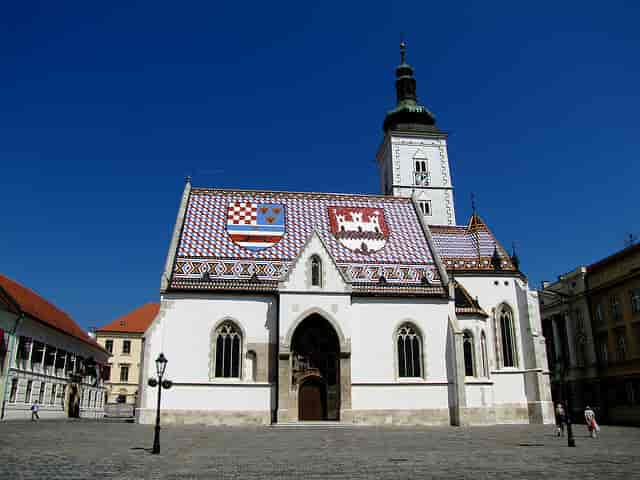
400;38;407;64
185;175;192;185
511;241;520;270
471;192;477;216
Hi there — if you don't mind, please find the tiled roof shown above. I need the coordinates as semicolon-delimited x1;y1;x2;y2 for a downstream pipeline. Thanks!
170;188;443;293
454;281;488;317
0;274;107;354
430;214;516;272
95;303;160;334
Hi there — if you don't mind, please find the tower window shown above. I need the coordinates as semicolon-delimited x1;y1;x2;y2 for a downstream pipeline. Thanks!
418;200;431;216
413;160;429;186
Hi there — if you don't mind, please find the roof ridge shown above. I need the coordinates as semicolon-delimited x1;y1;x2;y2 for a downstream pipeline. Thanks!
191;187;412;201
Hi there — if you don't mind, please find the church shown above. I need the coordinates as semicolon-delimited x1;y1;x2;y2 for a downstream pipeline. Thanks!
138;44;554;426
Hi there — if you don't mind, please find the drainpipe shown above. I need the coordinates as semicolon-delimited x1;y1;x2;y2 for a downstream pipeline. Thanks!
1;311;24;420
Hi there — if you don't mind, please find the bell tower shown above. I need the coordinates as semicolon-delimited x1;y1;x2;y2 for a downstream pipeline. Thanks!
377;41;456;226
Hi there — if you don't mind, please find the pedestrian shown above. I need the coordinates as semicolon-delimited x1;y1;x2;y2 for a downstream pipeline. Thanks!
584;406;599;438
30;400;40;421
555;403;566;437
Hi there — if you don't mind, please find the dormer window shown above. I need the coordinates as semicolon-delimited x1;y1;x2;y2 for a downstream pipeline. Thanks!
311;256;322;287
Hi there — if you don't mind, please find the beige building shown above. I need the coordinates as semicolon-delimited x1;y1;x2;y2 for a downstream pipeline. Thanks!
95;303;158;405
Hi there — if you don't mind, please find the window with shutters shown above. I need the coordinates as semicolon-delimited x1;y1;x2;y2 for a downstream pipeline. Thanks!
396;324;423;378
213;321;243;379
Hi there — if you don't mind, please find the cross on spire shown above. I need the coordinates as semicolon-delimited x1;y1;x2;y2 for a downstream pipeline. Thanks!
400;39;407;64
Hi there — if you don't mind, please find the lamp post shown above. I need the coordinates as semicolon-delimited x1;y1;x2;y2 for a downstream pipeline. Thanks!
542;288;576;447
148;353;172;455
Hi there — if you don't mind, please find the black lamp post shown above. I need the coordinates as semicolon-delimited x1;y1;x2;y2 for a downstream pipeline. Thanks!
148;353;172;455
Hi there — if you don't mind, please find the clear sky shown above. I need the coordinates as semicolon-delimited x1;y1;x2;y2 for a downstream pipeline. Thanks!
1;1;639;330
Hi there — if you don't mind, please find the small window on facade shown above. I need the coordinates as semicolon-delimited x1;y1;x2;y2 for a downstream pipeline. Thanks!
413;160;429;186
576;336;586;367
31;342;44;366
616;333;627;362
50;384;56;405
24;380;33;404
463;331;475;377
575;309;584;332
498;305;517;368
119;364;130;382
597;335;608;365
38;382;45;403
311;255;322;287
105;340;113;353
630;289;640;314
610;296;621;321
397;324;422;378
480;331;489;377
418;200;431;216
595;304;604;325
9;378;18;403
122;340;131;354
214;321;242;378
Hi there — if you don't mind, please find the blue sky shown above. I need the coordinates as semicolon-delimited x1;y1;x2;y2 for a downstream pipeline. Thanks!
1;1;639;330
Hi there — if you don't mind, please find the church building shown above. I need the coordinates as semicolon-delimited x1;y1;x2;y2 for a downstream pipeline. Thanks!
138;44;554;426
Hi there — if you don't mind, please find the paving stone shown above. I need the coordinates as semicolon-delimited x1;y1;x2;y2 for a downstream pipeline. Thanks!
0;420;639;479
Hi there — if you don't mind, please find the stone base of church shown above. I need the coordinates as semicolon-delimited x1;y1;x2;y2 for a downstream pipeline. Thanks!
350;408;451;426
137;408;271;426
458;402;553;425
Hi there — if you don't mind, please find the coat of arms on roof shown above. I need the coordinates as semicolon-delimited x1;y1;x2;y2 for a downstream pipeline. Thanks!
226;201;285;251
328;206;389;254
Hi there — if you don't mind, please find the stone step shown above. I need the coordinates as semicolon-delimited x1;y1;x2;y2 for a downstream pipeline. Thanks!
271;421;358;428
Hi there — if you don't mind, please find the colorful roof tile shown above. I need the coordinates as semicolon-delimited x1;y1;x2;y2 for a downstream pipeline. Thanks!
430;214;516;272
95;303;159;334
170;188;444;293
0;274;108;353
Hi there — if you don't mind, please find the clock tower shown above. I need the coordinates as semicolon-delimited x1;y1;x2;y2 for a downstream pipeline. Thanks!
377;42;456;226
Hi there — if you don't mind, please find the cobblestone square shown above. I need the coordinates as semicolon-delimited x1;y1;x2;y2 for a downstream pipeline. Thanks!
1;420;639;479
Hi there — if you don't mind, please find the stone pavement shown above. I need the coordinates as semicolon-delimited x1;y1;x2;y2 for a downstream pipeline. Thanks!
1;420;639;479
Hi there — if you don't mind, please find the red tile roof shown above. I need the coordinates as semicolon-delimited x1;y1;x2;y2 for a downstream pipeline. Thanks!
0;274;107;354
95;303;159;334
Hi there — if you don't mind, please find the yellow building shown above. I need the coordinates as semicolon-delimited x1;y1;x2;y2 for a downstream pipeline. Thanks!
95;303;158;406
587;244;640;425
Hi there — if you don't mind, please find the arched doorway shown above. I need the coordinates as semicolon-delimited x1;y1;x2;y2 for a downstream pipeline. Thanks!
291;314;340;421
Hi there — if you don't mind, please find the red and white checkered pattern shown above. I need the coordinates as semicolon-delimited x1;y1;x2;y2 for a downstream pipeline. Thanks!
227;202;257;225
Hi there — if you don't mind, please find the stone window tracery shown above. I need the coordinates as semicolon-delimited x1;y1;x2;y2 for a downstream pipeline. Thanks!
463;330;475;377
497;304;518;368
396;324;422;378
213;321;242;379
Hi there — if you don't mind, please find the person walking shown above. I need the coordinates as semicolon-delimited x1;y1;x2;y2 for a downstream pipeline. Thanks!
555;403;566;437
30;400;40;421
584;405;599;438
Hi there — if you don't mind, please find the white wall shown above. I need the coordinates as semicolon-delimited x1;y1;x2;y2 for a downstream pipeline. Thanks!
140;293;276;412
352;384;449;410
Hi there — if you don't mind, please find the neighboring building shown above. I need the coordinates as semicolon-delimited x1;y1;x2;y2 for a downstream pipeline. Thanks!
540;244;640;426
95;303;159;407
0;274;109;420
138;44;553;427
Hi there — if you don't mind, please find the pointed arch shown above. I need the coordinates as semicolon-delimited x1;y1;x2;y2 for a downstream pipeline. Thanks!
284;307;348;353
395;322;424;378
463;330;475;377
310;255;322;287
210;318;244;379
495;303;518;368
480;330;489;377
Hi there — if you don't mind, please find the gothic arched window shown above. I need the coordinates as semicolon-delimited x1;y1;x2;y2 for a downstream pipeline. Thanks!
498;305;518;368
463;331;475;377
214;321;242;378
310;255;322;287
396;324;422;378
480;331;489;377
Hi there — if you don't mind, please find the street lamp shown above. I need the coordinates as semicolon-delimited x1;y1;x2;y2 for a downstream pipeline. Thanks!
541;288;576;447
148;353;172;454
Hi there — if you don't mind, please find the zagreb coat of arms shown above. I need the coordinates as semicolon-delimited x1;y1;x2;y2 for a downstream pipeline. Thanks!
227;201;285;251
328;206;389;253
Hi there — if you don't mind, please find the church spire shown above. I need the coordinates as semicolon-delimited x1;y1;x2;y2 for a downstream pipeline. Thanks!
383;41;437;132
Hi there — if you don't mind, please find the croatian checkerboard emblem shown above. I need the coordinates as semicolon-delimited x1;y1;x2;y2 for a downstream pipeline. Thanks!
227;201;285;251
328;206;389;253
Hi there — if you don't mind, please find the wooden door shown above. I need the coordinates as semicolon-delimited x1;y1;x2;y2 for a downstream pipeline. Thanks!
299;379;326;421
